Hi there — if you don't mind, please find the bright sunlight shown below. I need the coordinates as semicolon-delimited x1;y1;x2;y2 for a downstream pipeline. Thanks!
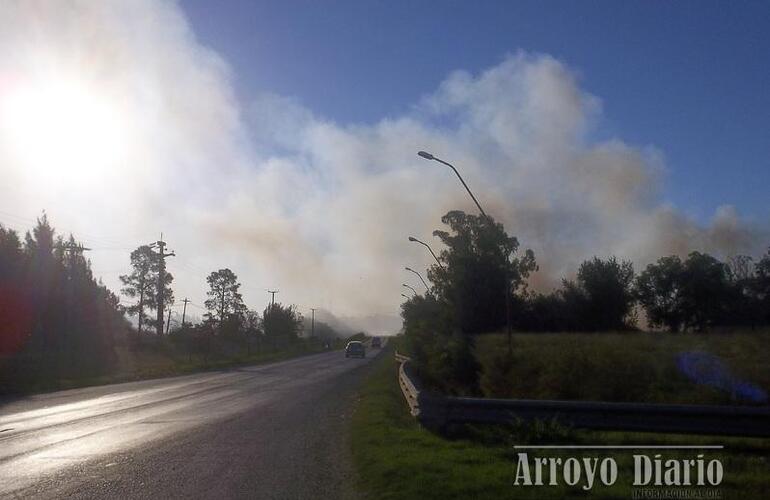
1;76;125;187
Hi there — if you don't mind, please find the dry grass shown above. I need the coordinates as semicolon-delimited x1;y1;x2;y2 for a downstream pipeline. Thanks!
476;330;770;405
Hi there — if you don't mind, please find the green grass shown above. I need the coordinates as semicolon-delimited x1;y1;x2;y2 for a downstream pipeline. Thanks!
352;341;770;499
352;346;519;500
476;331;770;404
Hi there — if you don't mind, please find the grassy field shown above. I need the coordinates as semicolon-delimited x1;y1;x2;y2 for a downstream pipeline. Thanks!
476;331;770;405
352;344;770;499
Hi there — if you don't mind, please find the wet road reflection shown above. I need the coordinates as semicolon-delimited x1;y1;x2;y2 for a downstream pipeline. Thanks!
0;350;374;497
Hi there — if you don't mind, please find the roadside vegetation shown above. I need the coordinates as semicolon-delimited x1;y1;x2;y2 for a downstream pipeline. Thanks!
401;209;770;399
0;215;352;395
476;331;769;404
383;209;770;497
352;344;770;499
2;333;347;394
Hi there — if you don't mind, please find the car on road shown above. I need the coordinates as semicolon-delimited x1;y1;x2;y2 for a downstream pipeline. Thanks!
371;337;382;348
345;341;366;358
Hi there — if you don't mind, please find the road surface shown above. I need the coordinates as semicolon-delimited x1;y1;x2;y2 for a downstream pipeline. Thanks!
0;348;381;499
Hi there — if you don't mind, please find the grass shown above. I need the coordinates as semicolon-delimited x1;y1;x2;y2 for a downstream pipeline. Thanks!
476;331;770;405
352;339;770;499
1;335;345;395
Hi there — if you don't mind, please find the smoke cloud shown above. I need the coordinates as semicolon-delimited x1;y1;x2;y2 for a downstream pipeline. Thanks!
0;1;765;330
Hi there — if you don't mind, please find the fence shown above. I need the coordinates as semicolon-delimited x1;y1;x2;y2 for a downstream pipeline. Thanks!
394;351;770;437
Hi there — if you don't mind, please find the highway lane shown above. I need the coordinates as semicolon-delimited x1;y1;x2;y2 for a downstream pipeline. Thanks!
0;347;382;499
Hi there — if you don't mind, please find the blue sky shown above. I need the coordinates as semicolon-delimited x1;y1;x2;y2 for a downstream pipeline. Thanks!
182;0;769;222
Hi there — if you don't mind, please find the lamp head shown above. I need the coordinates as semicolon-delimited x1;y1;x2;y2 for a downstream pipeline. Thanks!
417;150;435;160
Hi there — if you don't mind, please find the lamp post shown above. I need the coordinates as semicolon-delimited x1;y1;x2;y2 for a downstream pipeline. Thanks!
405;266;429;291
402;283;418;296
418;151;487;218
400;293;410;300
408;236;444;269
418;150;513;355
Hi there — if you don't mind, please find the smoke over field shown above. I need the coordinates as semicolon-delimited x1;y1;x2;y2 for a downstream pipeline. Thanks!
0;1;765;323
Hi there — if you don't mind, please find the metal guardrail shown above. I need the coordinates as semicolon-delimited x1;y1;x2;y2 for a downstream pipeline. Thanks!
394;351;411;364
394;353;770;437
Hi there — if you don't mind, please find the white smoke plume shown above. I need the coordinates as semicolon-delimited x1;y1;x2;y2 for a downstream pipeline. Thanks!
0;1;765;331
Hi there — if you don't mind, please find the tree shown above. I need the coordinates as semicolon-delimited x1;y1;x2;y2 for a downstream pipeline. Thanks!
204;268;246;323
242;309;261;354
262;302;302;348
120;246;157;335
752;248;770;324
636;256;686;332
401;293;479;395
727;255;754;282
725;254;761;328
636;252;735;332
568;256;636;331
0;225;28;355
428;210;537;334
678;252;734;331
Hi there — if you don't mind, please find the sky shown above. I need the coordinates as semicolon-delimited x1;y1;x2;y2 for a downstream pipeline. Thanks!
0;1;768;331
182;0;770;222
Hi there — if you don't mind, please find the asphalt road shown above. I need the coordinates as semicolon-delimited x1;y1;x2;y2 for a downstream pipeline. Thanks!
0;347;382;499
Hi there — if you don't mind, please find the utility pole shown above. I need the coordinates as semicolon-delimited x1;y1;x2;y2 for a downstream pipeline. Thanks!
181;298;190;328
165;307;172;335
310;308;316;337
58;242;90;354
267;289;279;307
150;234;174;336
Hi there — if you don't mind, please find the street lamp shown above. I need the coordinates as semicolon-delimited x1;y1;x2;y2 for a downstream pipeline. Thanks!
405;266;429;291
400;293;410;300
402;283;418;296
408;236;444;269
418;151;487;218
418;149;513;355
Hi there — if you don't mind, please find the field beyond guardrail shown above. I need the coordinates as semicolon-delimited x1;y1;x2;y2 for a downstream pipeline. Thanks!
393;351;770;437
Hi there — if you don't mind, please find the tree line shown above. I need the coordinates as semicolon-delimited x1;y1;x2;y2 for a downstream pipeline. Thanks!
0;215;338;390
402;210;770;394
119;249;307;350
0;215;124;385
515;251;770;333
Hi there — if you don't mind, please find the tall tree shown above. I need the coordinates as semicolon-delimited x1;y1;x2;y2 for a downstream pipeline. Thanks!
119;245;157;335
428;210;537;334
204;268;246;322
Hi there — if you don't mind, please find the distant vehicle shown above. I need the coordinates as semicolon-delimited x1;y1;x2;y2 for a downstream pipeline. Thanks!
345;341;366;358
371;337;382;348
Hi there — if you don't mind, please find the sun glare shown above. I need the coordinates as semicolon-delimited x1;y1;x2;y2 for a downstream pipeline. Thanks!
1;78;125;186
